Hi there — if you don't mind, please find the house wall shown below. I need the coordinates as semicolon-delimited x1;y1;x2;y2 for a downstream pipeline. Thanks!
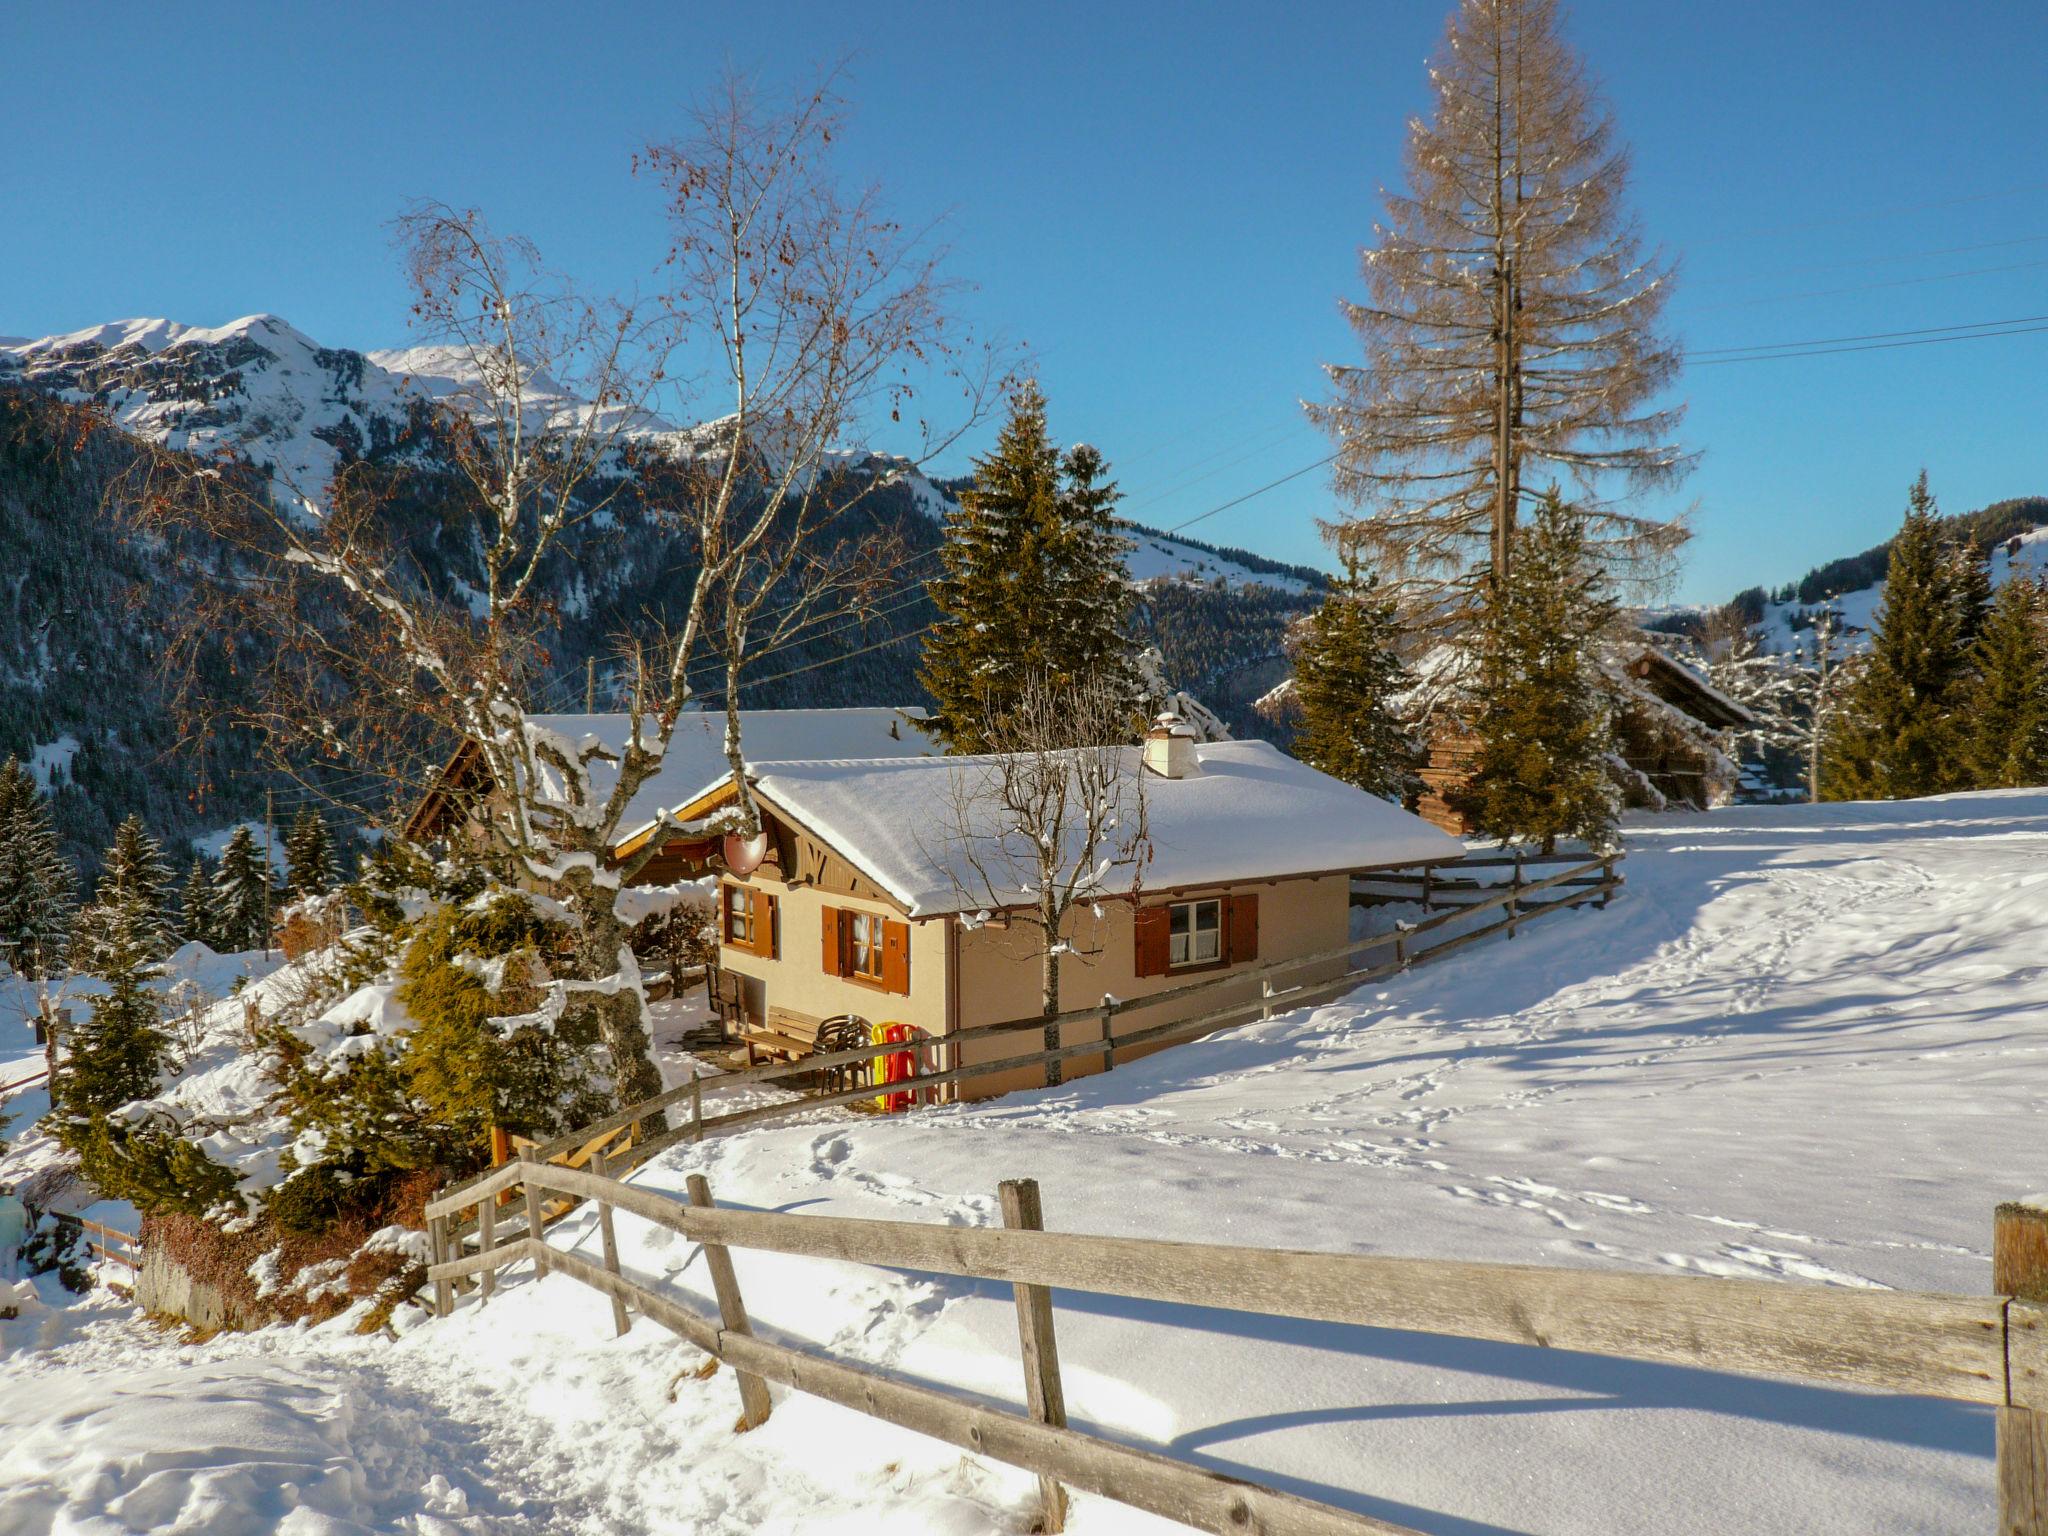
948;873;1355;1098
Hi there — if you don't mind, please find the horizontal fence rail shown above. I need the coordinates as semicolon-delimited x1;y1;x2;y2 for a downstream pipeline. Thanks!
425;1164;2048;1535
441;853;1622;1227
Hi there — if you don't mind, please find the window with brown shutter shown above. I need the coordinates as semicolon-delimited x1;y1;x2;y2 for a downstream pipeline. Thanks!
1133;904;1171;978
880;919;910;995
724;884;779;959
754;890;779;960
1225;893;1259;964
820;905;845;977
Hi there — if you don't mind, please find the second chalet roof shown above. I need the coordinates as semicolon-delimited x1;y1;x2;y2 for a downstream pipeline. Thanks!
527;707;932;845
747;739;1466;918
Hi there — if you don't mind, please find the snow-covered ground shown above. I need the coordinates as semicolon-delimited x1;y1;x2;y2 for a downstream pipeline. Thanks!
6;791;2044;1534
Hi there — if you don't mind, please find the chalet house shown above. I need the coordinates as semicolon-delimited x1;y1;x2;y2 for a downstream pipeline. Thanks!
681;724;1465;1099
1410;643;1755;836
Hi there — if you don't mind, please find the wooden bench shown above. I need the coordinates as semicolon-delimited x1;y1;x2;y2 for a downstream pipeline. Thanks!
739;1005;826;1067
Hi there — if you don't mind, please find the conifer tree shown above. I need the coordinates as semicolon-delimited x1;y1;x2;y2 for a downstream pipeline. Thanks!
920;383;1138;751
72;816;177;970
1824;474;1972;800
1451;490;1619;852
0;757;76;979
55;897;170;1123
1961;577;2048;789
1290;552;1420;801
211;825;274;953
180;856;219;950
284;808;336;900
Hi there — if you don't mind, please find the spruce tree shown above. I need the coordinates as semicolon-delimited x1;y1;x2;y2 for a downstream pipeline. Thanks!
55;895;169;1123
180;856;219;949
211;825;274;953
72;815;177;970
1824;474;1971;800
1291;552;1419;801
0;757;77;979
1961;577;2048;789
1451;490;1619;853
919;383;1137;751
284;807;336;900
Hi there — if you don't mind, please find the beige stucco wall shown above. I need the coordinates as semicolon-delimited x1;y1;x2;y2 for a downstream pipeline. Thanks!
717;874;950;1041
949;874;1354;1098
718;870;1355;1102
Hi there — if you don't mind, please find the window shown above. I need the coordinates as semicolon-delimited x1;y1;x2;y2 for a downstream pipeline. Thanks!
849;912;885;981
724;885;754;947
1169;899;1222;967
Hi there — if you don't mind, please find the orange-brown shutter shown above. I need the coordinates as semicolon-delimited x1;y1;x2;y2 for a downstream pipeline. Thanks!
881;919;911;995
1226;893;1259;965
754;890;779;960
1133;905;1171;978
820;905;844;977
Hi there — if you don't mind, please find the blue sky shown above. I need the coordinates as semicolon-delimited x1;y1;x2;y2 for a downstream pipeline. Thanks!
4;0;2044;603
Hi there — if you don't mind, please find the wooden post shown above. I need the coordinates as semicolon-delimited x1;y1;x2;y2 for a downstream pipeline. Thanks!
1998;1199;2048;1536
1260;977;1275;1022
520;1149;549;1277
478;1188;497;1302
590;1148;631;1337
691;1069;704;1143
998;1178;1071;1533
1422;865;1434;911
1508;851;1524;939
686;1174;773;1430
428;1211;453;1318
1098;1000;1115;1075
1395;932;1408;969
1599;855;1615;910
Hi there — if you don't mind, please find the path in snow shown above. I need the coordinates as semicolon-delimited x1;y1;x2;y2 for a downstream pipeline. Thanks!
5;791;2044;1534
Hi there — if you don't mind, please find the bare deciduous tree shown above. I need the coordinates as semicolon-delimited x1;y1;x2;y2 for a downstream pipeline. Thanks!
936;676;1151;1087
1309;0;1691;635
127;71;994;1121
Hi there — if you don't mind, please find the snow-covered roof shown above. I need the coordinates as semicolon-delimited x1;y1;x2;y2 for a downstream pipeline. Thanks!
527;708;933;846
748;739;1464;918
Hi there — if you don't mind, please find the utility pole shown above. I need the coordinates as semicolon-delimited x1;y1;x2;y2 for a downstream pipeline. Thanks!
585;656;596;713
263;786;275;959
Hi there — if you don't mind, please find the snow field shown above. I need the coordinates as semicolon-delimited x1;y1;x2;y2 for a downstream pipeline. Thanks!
6;790;2046;1532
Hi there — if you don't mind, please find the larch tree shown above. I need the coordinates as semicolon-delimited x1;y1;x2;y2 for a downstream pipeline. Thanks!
1824;473;1972;800
1289;552;1419;801
920;383;1137;752
131;70;994;1125
0;757;76;980
1310;0;1689;637
1961;576;2048;789
1450;489;1620;852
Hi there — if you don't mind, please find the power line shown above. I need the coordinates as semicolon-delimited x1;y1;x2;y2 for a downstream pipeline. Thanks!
1688;312;2048;357
1694;320;2048;366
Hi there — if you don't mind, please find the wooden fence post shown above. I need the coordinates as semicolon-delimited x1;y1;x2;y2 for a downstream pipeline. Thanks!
1508;851;1524;939
1421;864;1434;911
691;1069;704;1143
428;1209;454;1318
590;1148;632;1337
478;1186;497;1302
1599;855;1616;910
998;1178;1071;1534
1998;1199;2048;1536
686;1173;773;1430
1099;1000;1115;1075
519;1148;550;1277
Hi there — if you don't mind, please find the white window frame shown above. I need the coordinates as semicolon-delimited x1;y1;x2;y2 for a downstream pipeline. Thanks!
1168;898;1222;968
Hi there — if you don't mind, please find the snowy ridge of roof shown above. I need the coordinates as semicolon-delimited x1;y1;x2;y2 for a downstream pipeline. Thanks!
749;739;1465;917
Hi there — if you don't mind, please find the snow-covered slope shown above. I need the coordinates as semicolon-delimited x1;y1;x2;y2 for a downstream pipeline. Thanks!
1121;526;1317;593
7;790;2040;1533
1757;522;2048;657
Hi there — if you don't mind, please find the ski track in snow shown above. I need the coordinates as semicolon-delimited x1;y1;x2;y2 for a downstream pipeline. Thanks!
8;792;2045;1533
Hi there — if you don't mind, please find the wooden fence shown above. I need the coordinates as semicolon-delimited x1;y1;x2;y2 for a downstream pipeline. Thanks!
55;1212;140;1272
440;852;1622;1232
424;1167;2048;1535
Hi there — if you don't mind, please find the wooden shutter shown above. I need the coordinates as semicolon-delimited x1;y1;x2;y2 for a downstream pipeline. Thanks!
881;919;911;995
1226;892;1259;965
754;890;779;960
1133;905;1171;978
820;905;845;977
